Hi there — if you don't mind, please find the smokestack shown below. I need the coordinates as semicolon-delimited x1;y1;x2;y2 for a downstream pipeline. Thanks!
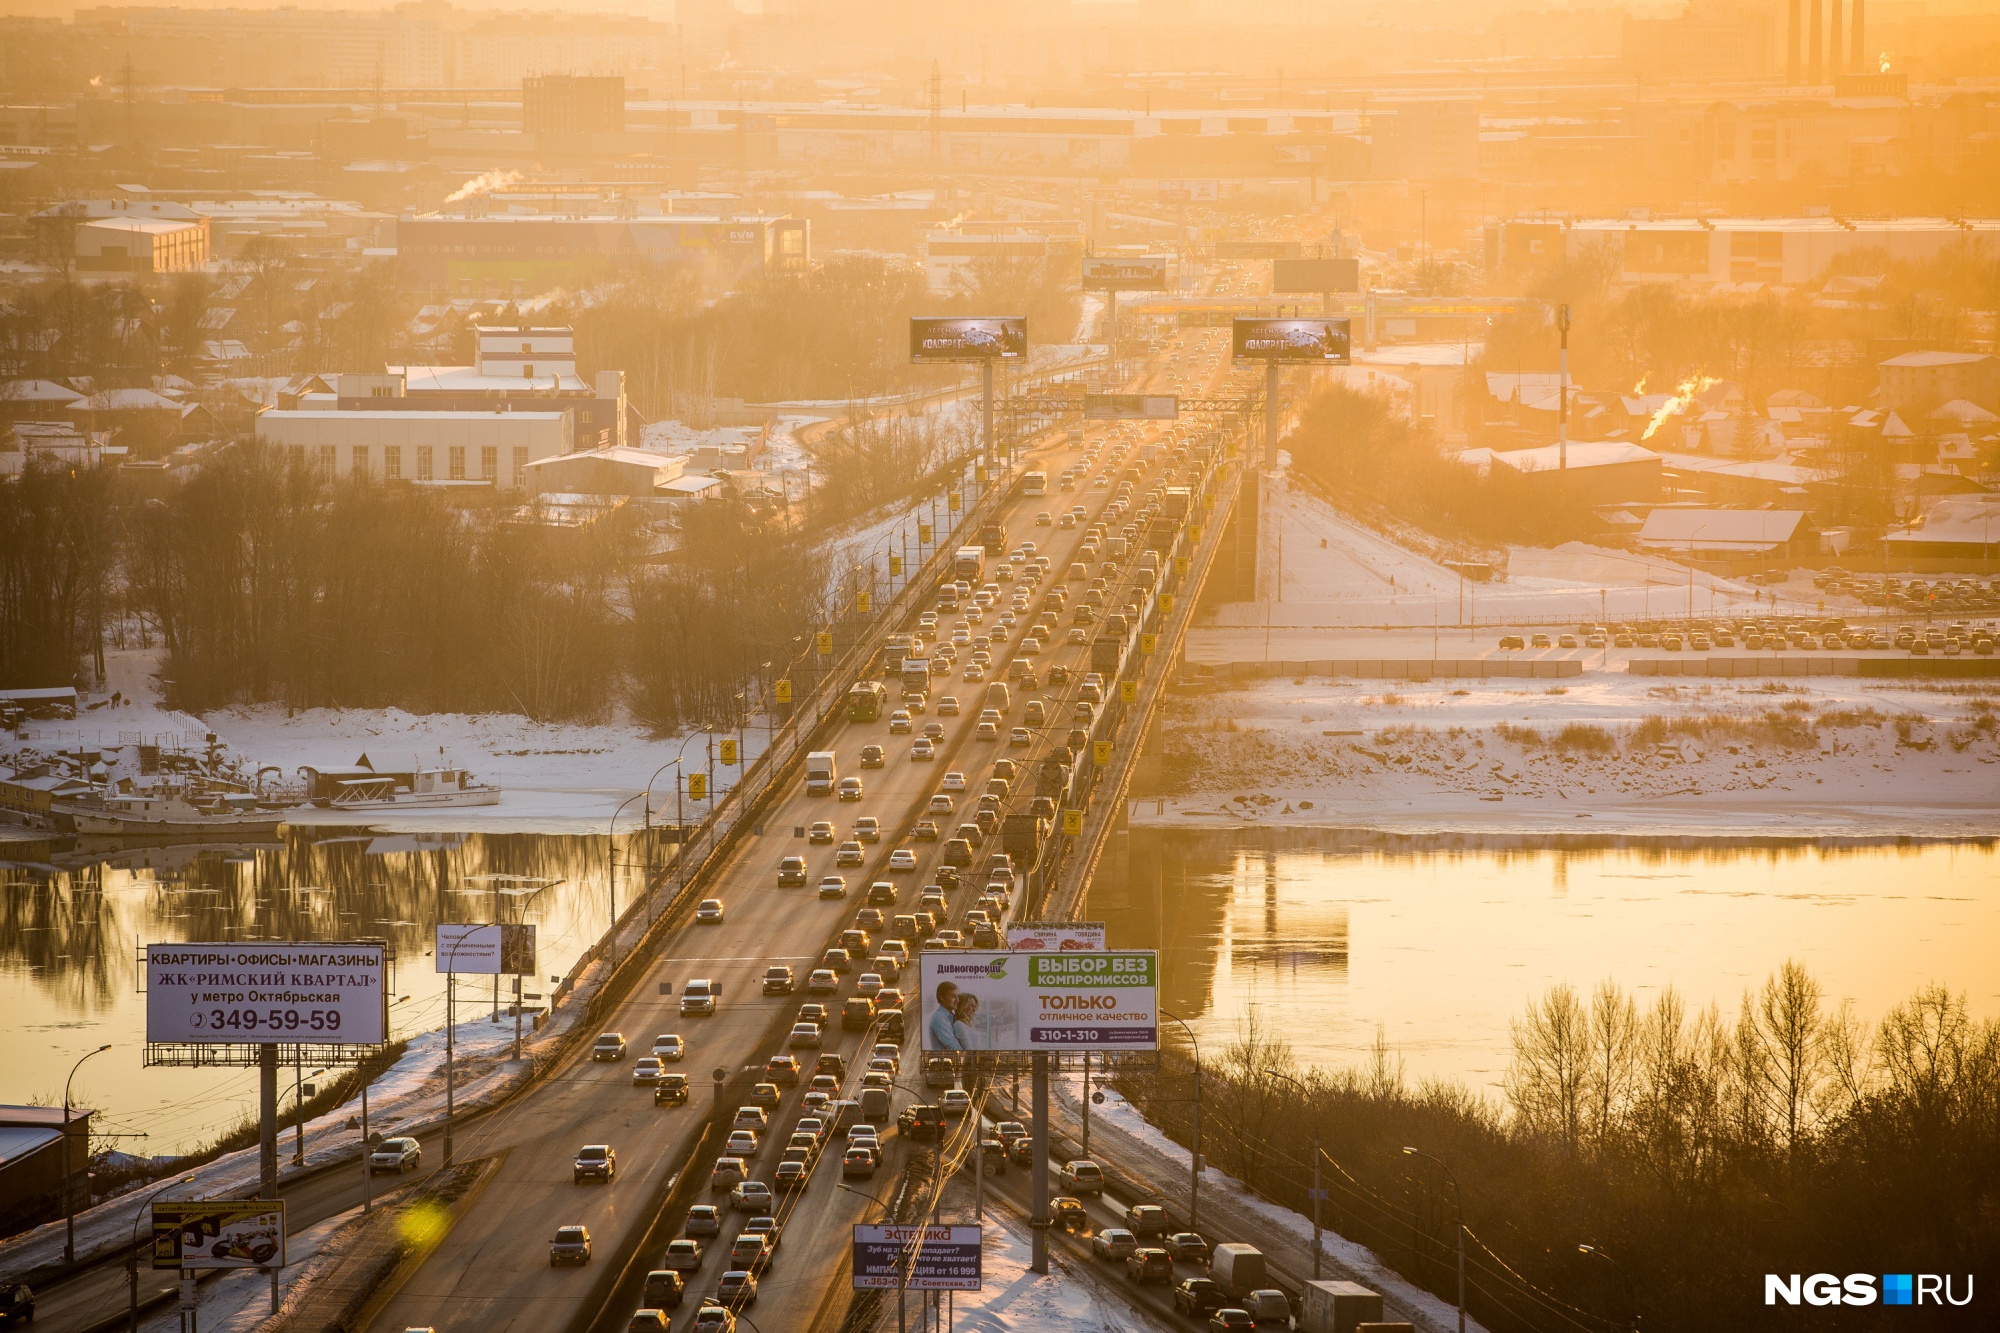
1829;0;1843;82
1808;0;1822;84
1787;0;1801;82
1850;0;1865;71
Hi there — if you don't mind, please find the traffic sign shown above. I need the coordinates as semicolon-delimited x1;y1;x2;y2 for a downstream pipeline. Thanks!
1141;633;1158;654
816;631;834;655
1119;681;1137;703
948;492;962;512
774;679;793;704
889;554;904;576
1160;593;1175;613
719;738;738;765
688;773;708;801
919;523;933;543
1062;809;1084;836
1092;740;1112;765
857;591;873;614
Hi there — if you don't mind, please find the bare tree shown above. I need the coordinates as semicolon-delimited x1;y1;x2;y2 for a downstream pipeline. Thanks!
1506;982;1590;1152
1584;978;1641;1149
1751;960;1828;1156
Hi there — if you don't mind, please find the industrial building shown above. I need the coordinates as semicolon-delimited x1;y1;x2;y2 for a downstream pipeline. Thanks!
1487;216;2000;287
255;408;571;488
395;213;809;296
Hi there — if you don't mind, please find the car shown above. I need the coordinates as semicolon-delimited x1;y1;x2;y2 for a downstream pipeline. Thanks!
1059;1159;1104;1195
1127;1248;1174;1285
731;1181;774;1213
656;1073;691;1106
1007;1135;1033;1165
818;874;849;899
1209;1310;1257;1333
1009;726;1032;747
937;695;961;715
810;1073;841;1098
1036;511;1053;525
748;1081;782;1109
889;710;913;734
368;1137;421;1174
691;1304;735;1333
574;1144;616;1184
1498;634;1525;650
869;879;903;906
632;1056;666;1085
728;1233;772;1273
1092;1228;1138;1262
923;720;946;741
642;1269;687;1309
940;770;968;792
710;1156;749;1192
549;1225;591;1266
696;898;726;925
835;841;865;866
821;946;854;974
913;818;940;841
663;1238;703;1272
798;1003;831;1027
854;816;881;843
763;1054;800;1086
774;1159;810;1192
1174;1279;1229;1318
910;738;935;761
790;1021;823;1048
843;1146;879;1177
592;1033;627;1061
716;1268;760;1304
684;1204;723;1237
1125;1204;1170;1237
1166;1232;1210;1264
940;1088;972;1117
808;821;835;844
725;1129;760;1157
839;776;864;801
856;971;884;997
942;838;973;867
742;1216;784;1253
1242;1290;1293;1323
762;966;795;995
860;744;885;768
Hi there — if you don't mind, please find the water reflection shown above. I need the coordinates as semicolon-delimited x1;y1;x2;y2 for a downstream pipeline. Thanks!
0;828;640;1156
1093;829;2000;1095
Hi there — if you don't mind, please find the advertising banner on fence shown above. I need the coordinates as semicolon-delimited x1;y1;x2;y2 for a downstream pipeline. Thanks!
918;950;1157;1053
1083;394;1178;421
910;316;1028;362
145;943;387;1045
852;1225;982;1291
1082;255;1170;291
1006;921;1107;952
1231;317;1352;363
435;924;536;976
152;1200;286;1270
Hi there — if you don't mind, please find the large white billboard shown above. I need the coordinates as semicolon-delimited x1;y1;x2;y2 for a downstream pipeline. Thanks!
909;316;1028;362
145;943;388;1045
918;950;1158;1053
435;923;537;975
1005;921;1107;951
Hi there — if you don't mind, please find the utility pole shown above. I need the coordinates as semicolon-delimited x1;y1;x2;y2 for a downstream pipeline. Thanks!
1557;303;1571;471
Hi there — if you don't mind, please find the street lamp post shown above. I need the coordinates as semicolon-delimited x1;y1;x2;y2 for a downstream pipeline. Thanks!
1265;1069;1321;1278
1402;1146;1465;1333
64;1043;112;1262
837;1183;909;1333
1158;1011;1202;1229
128;1172;197;1333
1579;1244;1639;1332
607;792;649;971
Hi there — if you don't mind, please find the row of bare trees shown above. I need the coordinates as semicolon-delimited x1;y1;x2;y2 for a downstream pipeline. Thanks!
1118;965;1998;1333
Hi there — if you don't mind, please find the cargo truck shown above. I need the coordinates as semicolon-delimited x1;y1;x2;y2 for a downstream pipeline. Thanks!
954;546;986;583
1299;1281;1384;1333
978;522;1007;555
900;659;932;706
1091;634;1126;677
805;751;838;796
1001;812;1048;868
1209;1243;1268;1298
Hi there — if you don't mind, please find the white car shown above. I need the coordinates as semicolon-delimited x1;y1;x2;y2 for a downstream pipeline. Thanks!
888;849;918;871
855;972;883;996
941;772;967;792
696;898;726;925
632;1056;665;1085
368;1137;421;1174
653;1034;685;1061
889;710;913;734
928;794;955;815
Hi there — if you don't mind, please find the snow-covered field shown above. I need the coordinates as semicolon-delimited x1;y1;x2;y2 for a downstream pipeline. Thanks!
951;1211;1170;1333
1144;671;2000;837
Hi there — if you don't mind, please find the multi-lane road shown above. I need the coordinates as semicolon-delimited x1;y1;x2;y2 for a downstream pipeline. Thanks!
362;314;1251;1333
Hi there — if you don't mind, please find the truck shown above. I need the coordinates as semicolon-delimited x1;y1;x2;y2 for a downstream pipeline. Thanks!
1001;811;1047;868
847;681;887;722
1022;471;1048;498
981;680;1011;714
859;1086;891;1121
1209;1243;1268;1299
1091;634;1126;677
805;751;838;797
1163;486;1192;522
900;658;933;705
1299;1281;1384;1333
954;546;986;583
978;522;1007;555
1037;756;1073;800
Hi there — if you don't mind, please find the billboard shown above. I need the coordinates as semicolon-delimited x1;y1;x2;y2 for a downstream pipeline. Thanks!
145;943;388;1046
1160;180;1219;203
1272;256;1360;294
152;1200;286;1271
852;1225;982;1291
435;924;537;976
1082;256;1170;292
918;950;1158;1052
1083;394;1178;422
1232;317;1352;363
910;317;1027;362
1217;239;1302;260
1006;921;1107;952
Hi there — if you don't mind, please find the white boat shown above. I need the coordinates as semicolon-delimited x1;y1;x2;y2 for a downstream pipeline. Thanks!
311;766;501;810
54;790;288;837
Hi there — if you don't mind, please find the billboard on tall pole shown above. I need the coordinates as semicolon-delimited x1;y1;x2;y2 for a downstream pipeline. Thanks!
152;1200;286;1270
918;950;1158;1052
434;924;537;975
1082;256;1170;292
145;943;388;1045
1272;257;1360;294
909;316;1028;361
1232;317;1352;363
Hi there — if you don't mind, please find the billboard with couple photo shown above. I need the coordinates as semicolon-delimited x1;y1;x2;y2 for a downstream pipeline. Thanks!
917;950;1158;1053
